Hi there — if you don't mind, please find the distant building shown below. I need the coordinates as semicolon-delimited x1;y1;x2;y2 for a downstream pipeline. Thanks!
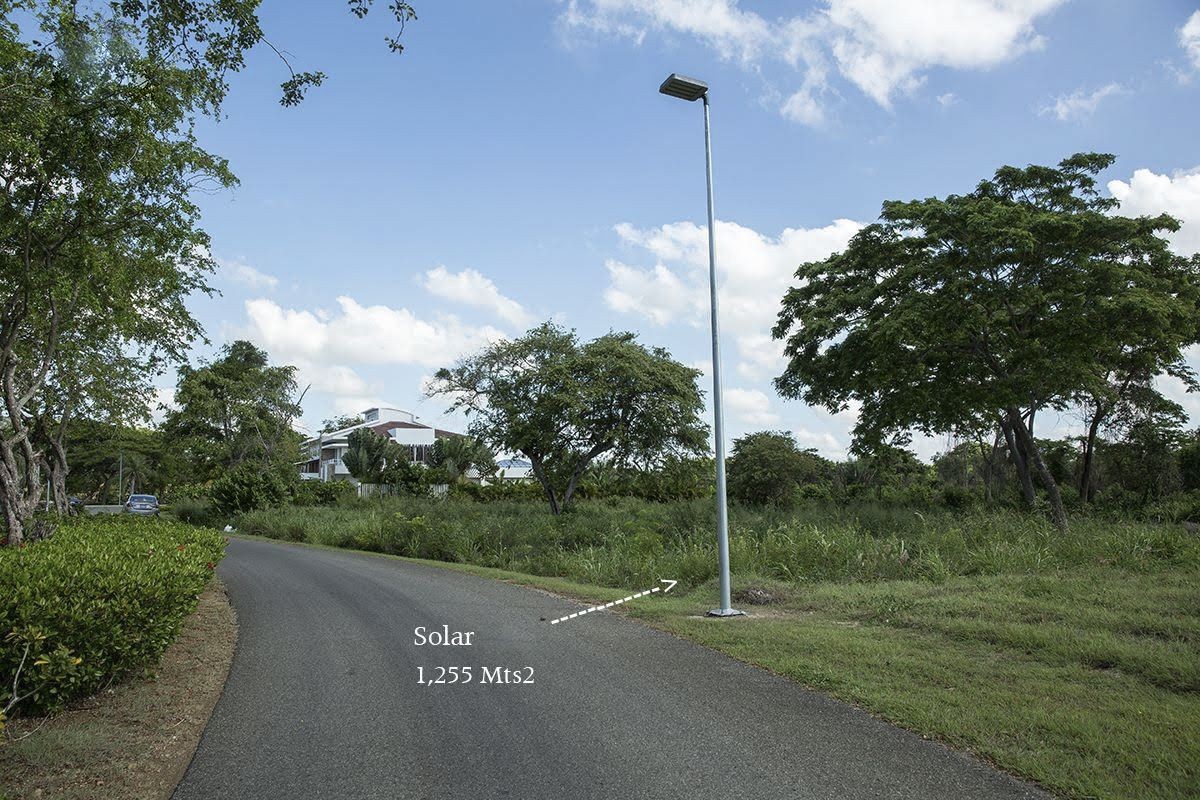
495;457;534;482
297;407;464;484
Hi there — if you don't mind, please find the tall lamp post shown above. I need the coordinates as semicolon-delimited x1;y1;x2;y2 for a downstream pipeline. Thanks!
659;73;744;618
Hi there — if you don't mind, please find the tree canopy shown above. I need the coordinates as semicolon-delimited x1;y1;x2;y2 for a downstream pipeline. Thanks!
774;153;1200;530
726;431;831;507
0;2;418;543
162;341;303;482
428;323;708;514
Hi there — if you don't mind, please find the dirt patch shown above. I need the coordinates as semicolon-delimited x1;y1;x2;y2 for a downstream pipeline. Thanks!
0;578;237;800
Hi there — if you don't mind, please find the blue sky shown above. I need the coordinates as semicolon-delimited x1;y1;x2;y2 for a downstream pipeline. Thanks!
177;0;1200;458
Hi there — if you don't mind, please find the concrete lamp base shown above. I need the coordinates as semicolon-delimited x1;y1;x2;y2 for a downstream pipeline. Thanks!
706;607;747;618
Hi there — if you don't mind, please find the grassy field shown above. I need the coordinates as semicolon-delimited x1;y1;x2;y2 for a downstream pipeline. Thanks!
237;496;1198;587
233;497;1200;799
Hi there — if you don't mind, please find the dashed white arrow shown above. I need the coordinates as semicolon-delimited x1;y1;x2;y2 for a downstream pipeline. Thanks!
547;579;679;625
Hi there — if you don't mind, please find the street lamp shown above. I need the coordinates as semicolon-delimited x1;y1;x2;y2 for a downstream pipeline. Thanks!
659;73;744;618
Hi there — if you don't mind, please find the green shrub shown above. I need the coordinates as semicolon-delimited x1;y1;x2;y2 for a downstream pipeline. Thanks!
236;497;1200;591
210;464;289;515
290;480;355;507
0;516;225;717
169;497;221;528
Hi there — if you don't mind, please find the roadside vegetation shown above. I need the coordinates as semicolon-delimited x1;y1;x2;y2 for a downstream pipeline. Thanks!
0;517;226;722
237;496;1197;589
0;579;236;800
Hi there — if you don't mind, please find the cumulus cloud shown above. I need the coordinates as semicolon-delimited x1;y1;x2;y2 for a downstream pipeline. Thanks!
561;0;1066;123
238;296;507;414
603;260;702;325
604;217;861;379
793;427;843;456
1181;11;1200;72
1108;167;1200;256
1109;165;1200;435
419;266;533;328
725;387;781;426
1040;82;1125;121
219;257;278;291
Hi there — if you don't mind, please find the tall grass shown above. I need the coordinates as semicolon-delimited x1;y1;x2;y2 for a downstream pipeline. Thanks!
236;497;1200;589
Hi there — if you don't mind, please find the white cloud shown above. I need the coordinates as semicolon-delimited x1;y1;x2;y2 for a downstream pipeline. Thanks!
419;266;533;328
239;296;506;414
937;92;957;107
561;0;1066;123
1108;167;1200;256
560;0;771;63
823;0;1063;107
219;257;278;291
603;260;702;325
1181;11;1200;72
725;387;781;426
1040;82;1125;121
794;427;843;456
605;217;862;379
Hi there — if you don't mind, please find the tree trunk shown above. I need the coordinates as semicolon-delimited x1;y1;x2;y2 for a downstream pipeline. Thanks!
560;443;613;510
528;455;560;515
1008;408;1068;532
1078;407;1103;504
1000;417;1036;507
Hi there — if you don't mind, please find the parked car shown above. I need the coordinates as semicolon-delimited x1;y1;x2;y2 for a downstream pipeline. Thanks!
67;495;85;515
124;494;160;517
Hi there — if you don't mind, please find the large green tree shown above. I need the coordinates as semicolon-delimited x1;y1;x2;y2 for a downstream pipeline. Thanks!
726;431;831;507
163;341;303;481
429;323;708;514
774;154;1200;531
0;1;417;544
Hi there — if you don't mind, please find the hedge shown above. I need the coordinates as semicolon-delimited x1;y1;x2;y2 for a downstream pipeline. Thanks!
0;516;226;719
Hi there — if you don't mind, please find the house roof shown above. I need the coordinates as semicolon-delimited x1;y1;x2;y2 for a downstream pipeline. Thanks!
302;408;465;447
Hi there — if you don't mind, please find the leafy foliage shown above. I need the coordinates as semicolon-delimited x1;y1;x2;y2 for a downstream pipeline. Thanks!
341;428;395;485
290;479;356;507
0;517;225;716
163;341;303;481
238;496;1200;593
774;153;1200;531
429;323;708;514
726;432;832;507
429;436;496;483
209;464;290;516
0;0;418;543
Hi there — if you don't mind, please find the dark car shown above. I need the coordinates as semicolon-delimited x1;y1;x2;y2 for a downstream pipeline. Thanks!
67;495;85;515
124;494;160;517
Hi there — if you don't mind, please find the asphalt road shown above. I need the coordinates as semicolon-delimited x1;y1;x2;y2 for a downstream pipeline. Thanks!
174;537;1047;800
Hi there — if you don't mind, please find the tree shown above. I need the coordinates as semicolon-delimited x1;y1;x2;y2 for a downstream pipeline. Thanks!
428;323;708;514
430;436;496;484
341;428;395;485
0;2;419;544
163;342;304;481
726;431;830;506
1179;431;1200;493
774;154;1200;531
63;421;169;503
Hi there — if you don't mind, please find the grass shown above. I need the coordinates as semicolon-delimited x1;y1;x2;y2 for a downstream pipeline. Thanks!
0;579;237;800
237;496;1200;588
231;496;1200;799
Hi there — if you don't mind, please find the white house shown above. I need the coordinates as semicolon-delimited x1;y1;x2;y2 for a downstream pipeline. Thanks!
297;407;461;484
